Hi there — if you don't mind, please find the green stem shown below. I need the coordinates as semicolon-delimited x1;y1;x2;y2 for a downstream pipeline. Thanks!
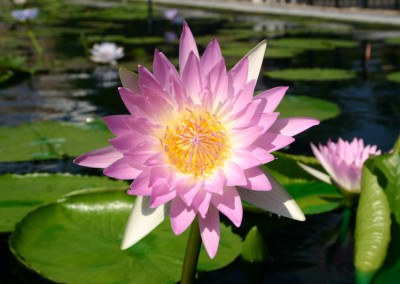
27;28;43;61
339;205;352;243
180;218;201;284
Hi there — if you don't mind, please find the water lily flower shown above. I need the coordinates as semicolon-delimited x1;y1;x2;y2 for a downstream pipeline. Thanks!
11;7;39;22
75;22;319;258
298;138;381;194
90;42;124;65
164;8;178;21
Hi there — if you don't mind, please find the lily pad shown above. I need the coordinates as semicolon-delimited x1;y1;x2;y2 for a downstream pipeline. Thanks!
354;162;391;284
387;71;400;83
10;190;242;284
384;37;400;46
0;173;128;232
269;38;358;50
264;68;356;81
0;120;113;162
284;181;343;215
276;95;340;121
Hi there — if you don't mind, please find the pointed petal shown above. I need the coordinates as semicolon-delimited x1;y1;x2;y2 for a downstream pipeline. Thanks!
182;51;205;104
104;158;142;180
244;39;266;83
297;162;332;184
74;146;122;168
198;205;220;259
223;161;247;186
243;167;272;191
269;118;320;136
179;21;199;75
103;115;135;136
192;190;211;218
119;67;140;93
254;86;288;113
238;169;305;221
121;196;170;249
201;38;223;75
211;186;243;227
170;197;196;235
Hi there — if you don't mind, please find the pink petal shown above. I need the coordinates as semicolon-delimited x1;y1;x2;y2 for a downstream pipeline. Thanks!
242;167;272;191
230;148;264;170
211;186;243;227
192;190;211;218
254;132;295;153
177;179;203;206
104;158;142;180
269;118;320;136
230;125;263;148
228;57;249;97
208;59;228;111
204;168;225;194
170;197;196;235
119;67;141;93
103;115;134;136
74;146;122;168
201;38;223;75
127;168;152;195
198;205;220;259
150;184;176;208
182;52;205;104
179;21;199;75
223;161;247;186
254;86;288;113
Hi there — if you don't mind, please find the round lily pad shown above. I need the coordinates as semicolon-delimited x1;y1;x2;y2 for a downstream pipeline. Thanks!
387;71;400;83
276;95;340;121
264;68;356;81
0;120;113;162
10;190;242;284
0;173;128;233
269;38;358;50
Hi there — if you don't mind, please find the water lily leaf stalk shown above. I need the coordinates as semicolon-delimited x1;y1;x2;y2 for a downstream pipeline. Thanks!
27;28;43;62
180;218;201;284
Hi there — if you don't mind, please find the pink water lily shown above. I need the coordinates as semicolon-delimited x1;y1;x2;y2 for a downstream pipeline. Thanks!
299;138;381;194
75;22;319;258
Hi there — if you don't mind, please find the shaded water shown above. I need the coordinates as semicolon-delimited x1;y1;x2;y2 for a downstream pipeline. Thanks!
1;0;399;283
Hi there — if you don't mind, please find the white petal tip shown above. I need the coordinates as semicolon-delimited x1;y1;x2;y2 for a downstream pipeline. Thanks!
284;199;306;221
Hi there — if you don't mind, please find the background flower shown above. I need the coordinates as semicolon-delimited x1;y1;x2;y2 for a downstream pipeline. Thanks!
89;42;124;65
11;7;39;22
75;22;319;258
299;138;381;194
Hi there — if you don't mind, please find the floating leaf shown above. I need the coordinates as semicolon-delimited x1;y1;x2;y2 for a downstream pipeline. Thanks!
0;121;112;162
354;163;391;284
387;71;400;83
264;68;356;81
276;95;340;121
284;181;343;215
10;190;241;284
0;173;127;232
269;38;358;50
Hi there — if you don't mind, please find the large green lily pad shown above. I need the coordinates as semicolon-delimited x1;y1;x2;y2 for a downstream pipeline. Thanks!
0;173;127;232
264;68;356;81
10;190;242;284
387;71;400;83
0;120;113;162
269;38;358;50
276;95;340;121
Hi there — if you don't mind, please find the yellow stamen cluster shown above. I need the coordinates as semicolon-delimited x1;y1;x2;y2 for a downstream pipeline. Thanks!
163;110;230;177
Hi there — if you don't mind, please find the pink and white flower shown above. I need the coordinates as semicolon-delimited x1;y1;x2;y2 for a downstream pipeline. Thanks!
75;22;319;258
299;138;381;194
90;42;124;65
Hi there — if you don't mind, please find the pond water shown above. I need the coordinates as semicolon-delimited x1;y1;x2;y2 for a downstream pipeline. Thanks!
0;0;399;283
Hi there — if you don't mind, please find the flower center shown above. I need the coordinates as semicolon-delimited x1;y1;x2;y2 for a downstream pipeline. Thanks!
163;110;230;177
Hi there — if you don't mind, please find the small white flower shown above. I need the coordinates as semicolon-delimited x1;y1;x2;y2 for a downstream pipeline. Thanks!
90;42;124;65
13;0;27;5
11;7;39;22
